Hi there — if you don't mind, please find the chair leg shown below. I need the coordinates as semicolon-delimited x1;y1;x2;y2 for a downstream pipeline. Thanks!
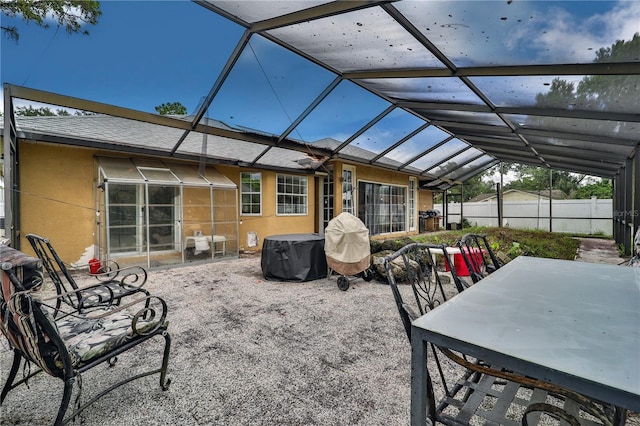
55;378;74;426
613;406;627;425
426;375;436;422
0;350;22;403
159;331;172;390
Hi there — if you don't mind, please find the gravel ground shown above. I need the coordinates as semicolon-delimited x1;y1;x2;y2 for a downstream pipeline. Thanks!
1;251;638;425
1;254;414;425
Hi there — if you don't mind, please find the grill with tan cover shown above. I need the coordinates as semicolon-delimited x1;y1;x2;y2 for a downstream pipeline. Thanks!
324;212;373;290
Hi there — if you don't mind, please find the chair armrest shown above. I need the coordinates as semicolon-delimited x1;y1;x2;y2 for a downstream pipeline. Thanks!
94;265;148;289
63;259;120;278
41;281;117;313
83;295;168;337
90;260;121;280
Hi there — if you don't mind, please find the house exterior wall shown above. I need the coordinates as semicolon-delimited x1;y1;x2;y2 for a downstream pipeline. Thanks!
19;141;97;262
14;139;433;264
19;140;242;266
418;188;434;214
217;165;318;251
503;192;541;201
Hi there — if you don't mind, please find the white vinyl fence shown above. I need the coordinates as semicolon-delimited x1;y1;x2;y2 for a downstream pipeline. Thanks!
435;197;613;235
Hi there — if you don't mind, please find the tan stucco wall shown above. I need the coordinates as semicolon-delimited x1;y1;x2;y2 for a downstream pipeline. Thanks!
418;190;434;213
216;165;317;250
334;161;434;239
14;140;432;260
19;141;97;263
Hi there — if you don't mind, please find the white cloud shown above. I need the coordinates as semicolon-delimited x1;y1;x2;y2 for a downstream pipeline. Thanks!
399;0;638;65
518;1;640;63
44;6;87;25
483;168;518;185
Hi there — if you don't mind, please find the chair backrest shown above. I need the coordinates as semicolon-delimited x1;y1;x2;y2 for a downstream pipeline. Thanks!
630;228;640;267
0;245;72;378
383;242;623;426
456;233;502;283
26;233;83;309
382;243;466;342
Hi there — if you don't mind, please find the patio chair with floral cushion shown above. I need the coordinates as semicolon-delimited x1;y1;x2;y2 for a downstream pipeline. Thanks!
0;245;171;425
383;242;625;425
26;233;150;316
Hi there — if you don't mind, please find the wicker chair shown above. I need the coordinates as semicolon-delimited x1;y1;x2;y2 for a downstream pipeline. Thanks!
383;243;625;426
0;245;171;425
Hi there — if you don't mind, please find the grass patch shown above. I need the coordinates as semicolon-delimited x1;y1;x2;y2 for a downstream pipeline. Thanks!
412;226;581;261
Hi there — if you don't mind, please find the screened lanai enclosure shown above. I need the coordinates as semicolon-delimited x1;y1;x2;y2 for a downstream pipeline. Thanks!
3;0;640;255
96;157;237;268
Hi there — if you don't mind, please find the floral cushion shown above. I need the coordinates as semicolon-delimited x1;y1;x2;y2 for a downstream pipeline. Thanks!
54;309;167;363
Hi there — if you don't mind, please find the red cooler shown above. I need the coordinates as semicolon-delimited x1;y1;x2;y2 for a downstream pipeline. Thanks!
445;248;484;276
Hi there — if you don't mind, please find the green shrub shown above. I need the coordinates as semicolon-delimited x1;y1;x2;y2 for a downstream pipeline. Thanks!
412;227;580;262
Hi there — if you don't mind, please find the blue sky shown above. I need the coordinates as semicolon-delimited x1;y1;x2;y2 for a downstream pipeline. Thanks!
2;0;638;146
2;1;242;113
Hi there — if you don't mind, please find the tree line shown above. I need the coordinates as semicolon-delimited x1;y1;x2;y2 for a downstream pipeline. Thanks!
458;164;612;202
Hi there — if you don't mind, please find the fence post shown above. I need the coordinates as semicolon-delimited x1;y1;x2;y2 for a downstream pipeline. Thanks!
591;196;597;234
549;171;553;232
497;183;503;227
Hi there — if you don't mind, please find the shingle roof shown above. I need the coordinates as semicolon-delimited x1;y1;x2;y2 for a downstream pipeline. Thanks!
12;114;328;172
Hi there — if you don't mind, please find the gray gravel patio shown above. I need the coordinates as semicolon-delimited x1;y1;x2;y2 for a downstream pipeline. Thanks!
1;240;637;425
1;253;414;425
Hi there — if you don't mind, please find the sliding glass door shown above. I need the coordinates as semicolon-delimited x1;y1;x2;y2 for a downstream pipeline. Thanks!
358;181;407;236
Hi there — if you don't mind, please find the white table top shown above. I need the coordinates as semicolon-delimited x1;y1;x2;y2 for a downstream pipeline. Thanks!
412;256;640;411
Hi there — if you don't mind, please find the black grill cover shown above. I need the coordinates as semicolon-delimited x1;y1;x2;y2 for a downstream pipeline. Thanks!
261;234;328;282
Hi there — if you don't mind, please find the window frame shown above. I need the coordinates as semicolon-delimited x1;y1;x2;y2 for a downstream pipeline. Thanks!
342;164;356;215
240;172;262;216
408;177;417;231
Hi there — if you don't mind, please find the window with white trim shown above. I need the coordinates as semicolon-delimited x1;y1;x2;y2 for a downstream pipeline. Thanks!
408;177;417;231
240;172;262;215
276;174;308;215
342;165;356;215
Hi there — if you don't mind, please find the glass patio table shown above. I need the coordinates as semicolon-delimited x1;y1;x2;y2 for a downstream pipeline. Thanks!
410;256;640;426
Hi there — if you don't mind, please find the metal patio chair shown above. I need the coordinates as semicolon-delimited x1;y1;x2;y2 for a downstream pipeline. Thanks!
26;233;149;316
627;228;640;267
383;243;625;426
0;245;171;425
456;233;503;284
